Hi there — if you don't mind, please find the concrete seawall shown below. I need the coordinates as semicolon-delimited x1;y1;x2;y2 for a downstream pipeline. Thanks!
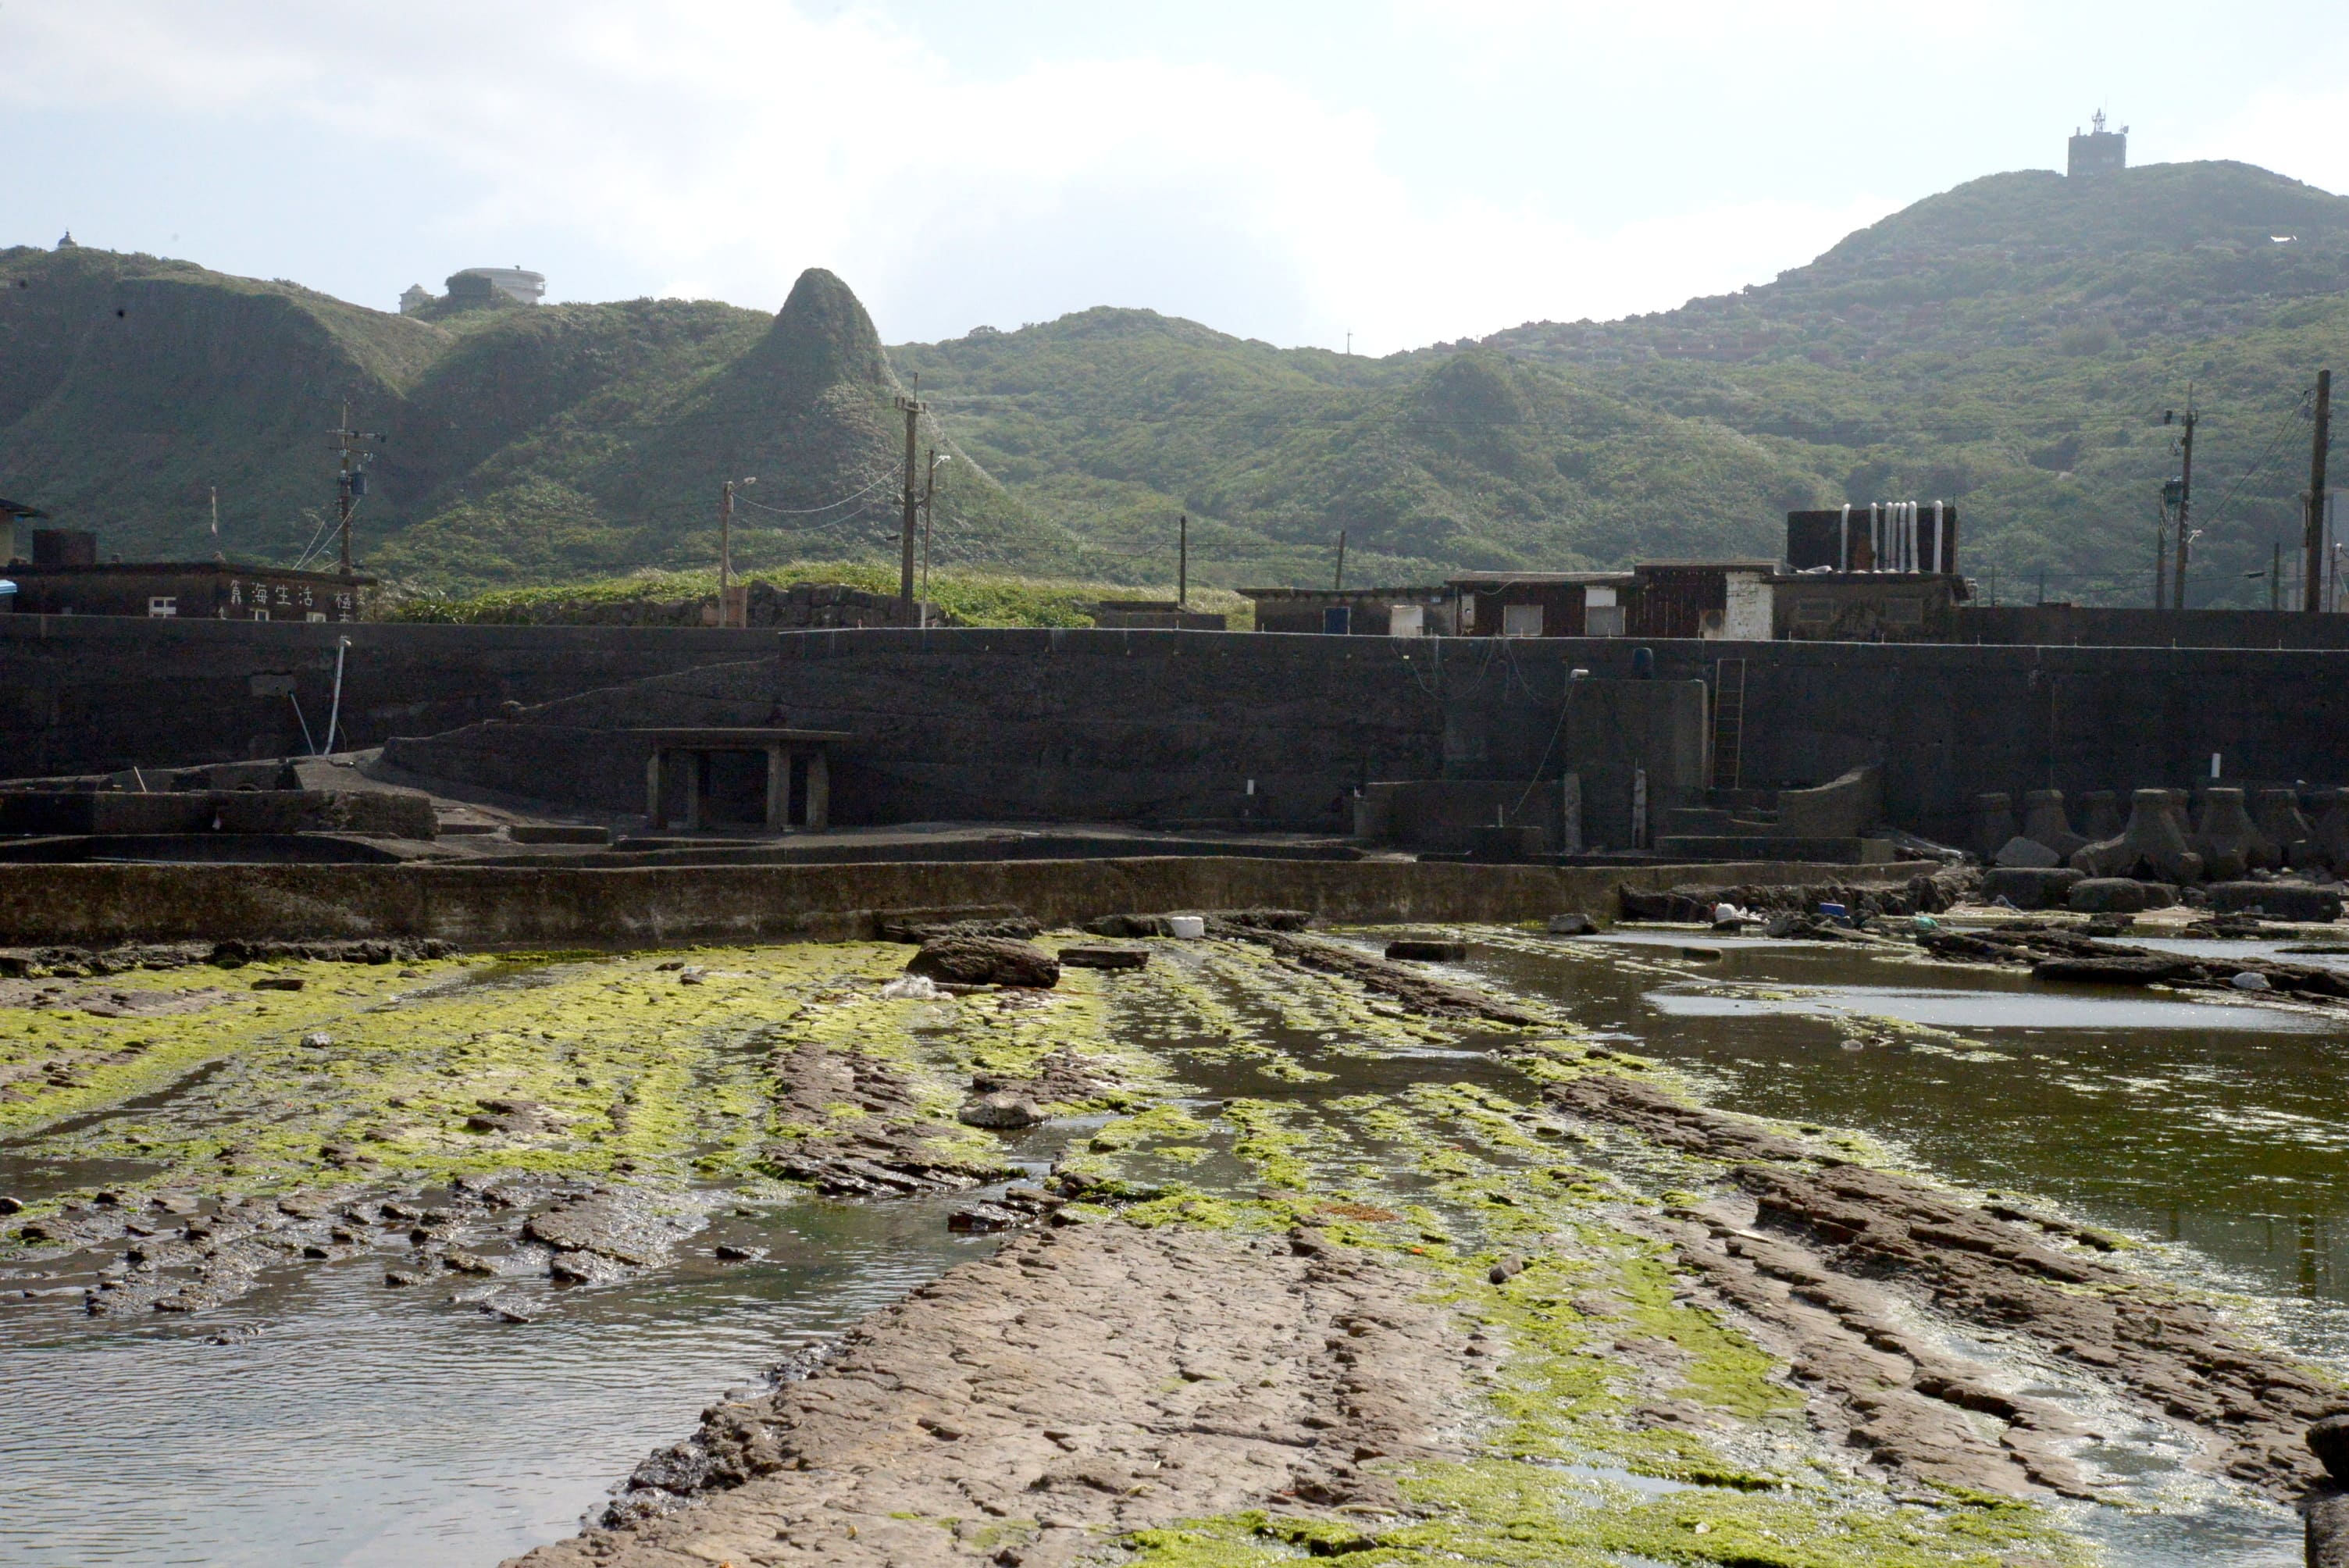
0;857;1930;949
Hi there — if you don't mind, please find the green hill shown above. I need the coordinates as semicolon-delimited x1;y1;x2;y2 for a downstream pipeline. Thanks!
3;156;2346;605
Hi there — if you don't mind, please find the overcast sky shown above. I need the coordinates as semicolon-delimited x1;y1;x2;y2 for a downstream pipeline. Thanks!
8;2;2347;355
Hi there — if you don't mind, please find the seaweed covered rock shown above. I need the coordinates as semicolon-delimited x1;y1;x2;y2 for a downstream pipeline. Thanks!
905;935;1060;989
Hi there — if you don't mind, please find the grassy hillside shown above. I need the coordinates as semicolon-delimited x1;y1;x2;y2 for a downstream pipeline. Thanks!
1481;162;2349;604
383;561;1255;629
5;156;2346;605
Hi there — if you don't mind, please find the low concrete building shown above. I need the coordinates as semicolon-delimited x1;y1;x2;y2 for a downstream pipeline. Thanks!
1449;572;1634;637
1089;600;1227;631
1239;586;1459;636
3;560;372;622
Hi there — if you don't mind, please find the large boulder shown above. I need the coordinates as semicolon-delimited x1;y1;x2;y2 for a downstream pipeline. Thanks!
906;935;1060;989
2021;790;2088;860
1981;866;2083;910
2067;878;2152;914
2071;789;2204;883
2204;882;2344;923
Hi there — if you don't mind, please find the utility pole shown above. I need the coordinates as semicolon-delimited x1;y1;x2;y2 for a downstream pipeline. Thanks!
2166;398;2197;611
327;401;383;578
919;447;945;625
209;485;223;564
1333;529;1347;593
719;480;736;622
2272;540;2283;612
2307;369;2332;612
895;394;923;618
1177;514;1189;610
2154;510;2167;609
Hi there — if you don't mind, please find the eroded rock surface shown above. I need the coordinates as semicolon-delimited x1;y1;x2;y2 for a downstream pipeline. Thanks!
507;1222;1469;1568
759;1041;1014;1197
1552;1071;2341;1499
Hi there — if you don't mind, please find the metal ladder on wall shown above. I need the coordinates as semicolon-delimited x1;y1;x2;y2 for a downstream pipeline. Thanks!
1709;658;1747;791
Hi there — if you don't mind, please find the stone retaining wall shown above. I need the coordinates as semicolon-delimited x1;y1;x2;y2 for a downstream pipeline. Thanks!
0;857;1931;949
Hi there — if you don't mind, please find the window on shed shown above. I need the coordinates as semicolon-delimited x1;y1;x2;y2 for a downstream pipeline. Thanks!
1501;603;1544;637
147;597;177;618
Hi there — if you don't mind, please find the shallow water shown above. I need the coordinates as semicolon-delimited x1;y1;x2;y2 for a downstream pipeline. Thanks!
0;1195;1002;1566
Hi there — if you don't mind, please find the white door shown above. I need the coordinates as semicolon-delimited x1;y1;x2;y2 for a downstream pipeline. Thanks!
1501;603;1543;637
1388;604;1424;637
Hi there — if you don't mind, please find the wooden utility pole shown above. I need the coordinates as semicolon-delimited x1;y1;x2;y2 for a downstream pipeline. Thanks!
2154;511;2167;609
2272;540;2282;612
895;395;923;616
1333;529;1347;592
2306;369;2332;612
2168;400;2197;611
327;401;382;578
1177;514;1188;609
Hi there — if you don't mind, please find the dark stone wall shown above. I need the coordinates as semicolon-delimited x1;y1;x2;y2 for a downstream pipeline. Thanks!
18;618;2349;851
1955;604;2349;649
382;628;2349;848
0;614;785;779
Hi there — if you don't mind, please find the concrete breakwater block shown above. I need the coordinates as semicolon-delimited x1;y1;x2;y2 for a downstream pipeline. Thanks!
1385;939;1469;962
1981;867;2083;910
2071;789;2203;884
1994;836;2062;869
2204;882;2345;924
1057;946;1149;971
2067;878;2159;914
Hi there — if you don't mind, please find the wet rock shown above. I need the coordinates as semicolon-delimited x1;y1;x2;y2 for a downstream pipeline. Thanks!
465;1098;548;1135
1216;923;1540;1025
712;1243;762;1261
1979;866;2083;910
1992;836;2061;870
757;1041;1015;1197
959;1092;1043;1129
520;1224;1468;1566
1487;1253;1528;1285
250;977;305;992
1385;939;1469;961
2309;1484;2349;1568
2205;881;2344;923
1545;912;1599;935
548;1250;631;1285
1057;946;1149;971
479;1292;540;1323
0;1196;20;1215
300;1032;333;1049
2311;1413;2349;1481
524;1191;687;1268
2032;954;2196;985
2067;877;2152;914
905;935;1060;989
443;1249;501;1275
948;1201;1026;1232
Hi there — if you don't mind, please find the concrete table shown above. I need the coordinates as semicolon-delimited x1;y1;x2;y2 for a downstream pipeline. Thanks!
627;729;851;832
